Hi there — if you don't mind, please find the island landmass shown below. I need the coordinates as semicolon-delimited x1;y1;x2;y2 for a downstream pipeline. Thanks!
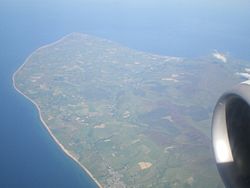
13;33;249;188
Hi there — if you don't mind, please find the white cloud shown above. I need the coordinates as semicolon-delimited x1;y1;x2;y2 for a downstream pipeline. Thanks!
236;72;250;80
245;68;250;73
213;51;227;63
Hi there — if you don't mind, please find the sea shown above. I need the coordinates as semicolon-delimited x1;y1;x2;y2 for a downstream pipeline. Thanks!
0;0;250;187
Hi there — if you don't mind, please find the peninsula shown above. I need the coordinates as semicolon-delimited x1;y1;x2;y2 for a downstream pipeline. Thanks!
13;33;247;188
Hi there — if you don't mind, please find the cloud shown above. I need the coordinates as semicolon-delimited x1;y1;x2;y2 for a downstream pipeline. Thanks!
213;51;227;63
236;72;250;80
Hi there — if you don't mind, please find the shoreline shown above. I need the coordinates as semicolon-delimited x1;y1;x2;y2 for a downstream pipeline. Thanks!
12;33;103;188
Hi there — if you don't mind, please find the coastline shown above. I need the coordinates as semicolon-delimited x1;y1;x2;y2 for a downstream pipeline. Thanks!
12;33;103;188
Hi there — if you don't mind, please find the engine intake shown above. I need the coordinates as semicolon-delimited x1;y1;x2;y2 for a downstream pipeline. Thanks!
212;82;250;188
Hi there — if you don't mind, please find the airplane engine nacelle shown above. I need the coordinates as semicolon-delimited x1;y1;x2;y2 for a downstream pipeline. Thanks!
212;81;250;188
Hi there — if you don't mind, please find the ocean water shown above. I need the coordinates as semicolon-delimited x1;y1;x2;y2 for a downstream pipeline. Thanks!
0;28;98;187
0;0;250;187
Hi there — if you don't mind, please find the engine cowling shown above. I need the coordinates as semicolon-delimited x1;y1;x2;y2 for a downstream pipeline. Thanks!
212;81;250;188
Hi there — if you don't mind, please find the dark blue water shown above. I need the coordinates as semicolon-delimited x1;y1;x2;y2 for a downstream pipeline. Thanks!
0;0;250;187
0;20;98;188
